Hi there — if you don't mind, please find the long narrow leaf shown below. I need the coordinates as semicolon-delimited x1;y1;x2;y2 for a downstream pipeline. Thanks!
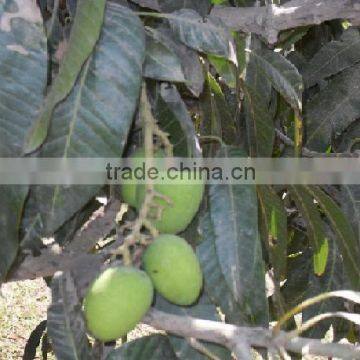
22;3;145;240
25;0;106;153
47;272;92;360
289;186;329;276
0;0;46;280
305;186;360;290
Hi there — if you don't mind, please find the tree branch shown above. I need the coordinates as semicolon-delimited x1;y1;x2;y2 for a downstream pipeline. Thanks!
275;129;360;158
144;309;360;359
7;200;120;282
211;0;360;44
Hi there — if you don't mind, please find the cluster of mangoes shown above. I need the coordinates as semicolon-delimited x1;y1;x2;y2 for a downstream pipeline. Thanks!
83;149;204;342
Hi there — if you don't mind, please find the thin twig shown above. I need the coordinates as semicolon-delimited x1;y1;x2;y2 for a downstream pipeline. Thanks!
275;129;360;158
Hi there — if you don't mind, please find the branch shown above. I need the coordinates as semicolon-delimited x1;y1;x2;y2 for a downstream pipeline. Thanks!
8;200;120;282
144;309;360;359
211;0;360;44
275;129;360;158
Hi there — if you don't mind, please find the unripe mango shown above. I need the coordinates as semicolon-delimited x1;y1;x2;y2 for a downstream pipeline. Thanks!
136;174;204;233
121;148;164;207
83;267;153;342
142;234;203;305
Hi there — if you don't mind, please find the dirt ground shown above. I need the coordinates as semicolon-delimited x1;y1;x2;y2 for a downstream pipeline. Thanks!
0;279;51;359
0;279;156;360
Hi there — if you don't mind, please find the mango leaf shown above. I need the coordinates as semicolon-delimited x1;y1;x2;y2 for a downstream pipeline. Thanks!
276;27;310;50
281;248;312;310
243;83;274;157
257;185;287;280
0;0;47;156
243;36;274;157
168;9;232;59
339;186;360;244
335;119;360;152
132;0;211;15
207;146;269;325
296;23;335;60
303;233;349;339
158;0;211;16
0;0;47;280
197;213;245;325
248;49;303;111
22;3;145;241
305;64;360;151
208;54;237;88
289;186;329;276
305;186;360;290
303;29;360;87
25;0;107;153
155;83;201;157
202;73;237;147
47;272;92;360
106;335;177;360
155;294;232;360
144;27;185;82
158;27;204;97
0;186;28;282
130;0;160;11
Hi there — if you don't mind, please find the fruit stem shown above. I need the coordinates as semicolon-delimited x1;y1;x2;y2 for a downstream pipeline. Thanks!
110;83;173;263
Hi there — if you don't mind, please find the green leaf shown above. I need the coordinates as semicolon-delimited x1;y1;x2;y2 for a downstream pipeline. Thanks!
22;3;145;239
303;234;349;339
155;83;201;157
0;186;28;282
168;9;232;58
276;27;310;50
47;272;92;360
155;294;232;360
106;335;177;360
242;83;274;157
281;247;312;310
0;0;46;280
257;185;287;280
305;64;360;151
0;0;47;156
249;49;303;111
131;0;160;11
289;186;329;276
208;54;237;88
303;29;360;87
243;36;274;157
207;146;269;325
305;186;360;290
157;27;204;96
25;0;107;153
144;27;185;82
206;73;237;145
201;73;237;147
335;119;360;152
197;213;245;325
159;0;211;17
339;186;360;242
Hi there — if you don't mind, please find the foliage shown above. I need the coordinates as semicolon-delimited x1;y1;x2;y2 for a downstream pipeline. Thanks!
0;0;359;359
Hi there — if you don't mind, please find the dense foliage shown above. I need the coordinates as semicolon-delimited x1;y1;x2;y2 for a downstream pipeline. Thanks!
0;0;359;358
